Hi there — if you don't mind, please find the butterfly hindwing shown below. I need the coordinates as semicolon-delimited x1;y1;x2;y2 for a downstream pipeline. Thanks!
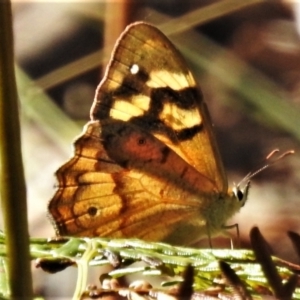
50;121;213;243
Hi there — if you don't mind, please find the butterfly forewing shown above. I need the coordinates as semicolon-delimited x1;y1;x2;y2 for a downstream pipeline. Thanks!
92;22;227;193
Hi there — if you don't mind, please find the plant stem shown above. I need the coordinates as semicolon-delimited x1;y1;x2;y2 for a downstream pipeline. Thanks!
0;1;33;299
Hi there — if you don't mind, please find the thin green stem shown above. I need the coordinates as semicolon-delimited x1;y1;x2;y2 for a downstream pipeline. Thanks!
0;1;33;299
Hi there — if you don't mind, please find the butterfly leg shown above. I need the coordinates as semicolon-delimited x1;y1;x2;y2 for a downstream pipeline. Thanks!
206;224;213;249
222;223;240;249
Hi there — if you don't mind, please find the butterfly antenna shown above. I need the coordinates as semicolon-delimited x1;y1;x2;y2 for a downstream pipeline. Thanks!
238;149;294;186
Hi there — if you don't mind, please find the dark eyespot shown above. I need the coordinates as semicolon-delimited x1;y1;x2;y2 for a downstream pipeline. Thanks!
87;206;97;216
138;138;145;145
237;190;244;201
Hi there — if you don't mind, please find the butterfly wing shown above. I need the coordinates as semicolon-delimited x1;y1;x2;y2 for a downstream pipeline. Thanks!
49;120;216;243
49;22;231;243
92;22;227;193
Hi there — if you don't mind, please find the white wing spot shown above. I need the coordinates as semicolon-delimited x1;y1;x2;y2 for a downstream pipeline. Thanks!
130;64;139;74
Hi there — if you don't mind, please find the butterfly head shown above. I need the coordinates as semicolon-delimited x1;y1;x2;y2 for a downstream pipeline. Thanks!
229;149;294;210
231;180;250;208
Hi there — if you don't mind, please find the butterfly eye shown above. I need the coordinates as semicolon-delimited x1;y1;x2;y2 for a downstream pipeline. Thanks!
232;181;250;207
232;186;244;201
236;189;244;201
87;206;98;216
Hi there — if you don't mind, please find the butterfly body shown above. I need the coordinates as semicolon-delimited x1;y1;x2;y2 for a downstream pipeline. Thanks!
48;22;248;245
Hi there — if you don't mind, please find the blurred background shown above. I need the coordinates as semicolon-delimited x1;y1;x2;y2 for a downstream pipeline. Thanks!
8;0;300;297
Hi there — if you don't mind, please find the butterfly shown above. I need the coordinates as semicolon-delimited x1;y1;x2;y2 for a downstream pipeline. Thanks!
48;21;250;245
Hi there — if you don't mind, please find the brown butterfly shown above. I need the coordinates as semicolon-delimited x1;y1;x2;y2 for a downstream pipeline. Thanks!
48;22;250;245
